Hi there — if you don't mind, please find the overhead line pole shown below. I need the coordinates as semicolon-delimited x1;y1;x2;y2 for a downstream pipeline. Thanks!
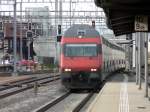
135;33;139;85
20;0;23;60
55;0;58;65
70;0;72;26
138;32;142;89
144;32;148;97
12;0;17;76
59;0;62;26
55;0;58;28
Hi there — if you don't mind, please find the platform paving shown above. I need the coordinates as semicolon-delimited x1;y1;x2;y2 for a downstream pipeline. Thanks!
87;74;150;112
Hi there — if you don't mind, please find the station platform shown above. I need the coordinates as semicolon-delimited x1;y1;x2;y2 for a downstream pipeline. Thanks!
87;74;150;112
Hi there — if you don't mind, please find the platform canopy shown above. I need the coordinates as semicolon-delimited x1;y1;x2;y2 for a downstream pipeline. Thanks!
94;0;150;36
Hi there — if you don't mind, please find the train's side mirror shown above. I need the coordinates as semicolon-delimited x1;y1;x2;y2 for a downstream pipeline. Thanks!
57;35;62;42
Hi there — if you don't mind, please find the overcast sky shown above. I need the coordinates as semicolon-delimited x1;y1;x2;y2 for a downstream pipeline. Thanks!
0;0;113;35
0;0;103;12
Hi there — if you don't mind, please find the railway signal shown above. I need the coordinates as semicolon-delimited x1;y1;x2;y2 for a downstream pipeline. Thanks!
0;21;4;40
26;30;33;40
58;24;61;35
28;22;32;30
57;35;62;42
57;25;62;42
0;21;3;31
0;32;4;40
92;20;95;28
26;30;33;61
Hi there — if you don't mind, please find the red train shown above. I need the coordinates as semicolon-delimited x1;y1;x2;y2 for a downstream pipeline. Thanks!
60;24;125;89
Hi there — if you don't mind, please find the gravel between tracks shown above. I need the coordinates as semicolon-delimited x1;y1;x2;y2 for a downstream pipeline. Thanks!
45;93;89;112
0;80;67;112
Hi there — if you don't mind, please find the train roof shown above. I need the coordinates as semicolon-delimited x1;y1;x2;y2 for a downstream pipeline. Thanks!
101;36;125;52
102;36;125;52
63;24;124;52
63;24;100;38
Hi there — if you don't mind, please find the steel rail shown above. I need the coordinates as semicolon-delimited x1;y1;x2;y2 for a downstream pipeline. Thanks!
0;75;60;99
34;92;71;112
72;92;94;112
0;74;60;91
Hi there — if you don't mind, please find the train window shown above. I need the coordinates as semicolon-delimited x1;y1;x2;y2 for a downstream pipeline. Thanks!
77;30;86;38
64;44;98;57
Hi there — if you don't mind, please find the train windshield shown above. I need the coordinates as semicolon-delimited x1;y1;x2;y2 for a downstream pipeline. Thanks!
64;44;98;57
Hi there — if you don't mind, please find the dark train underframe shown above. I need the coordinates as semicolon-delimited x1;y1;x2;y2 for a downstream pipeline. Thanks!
61;71;101;89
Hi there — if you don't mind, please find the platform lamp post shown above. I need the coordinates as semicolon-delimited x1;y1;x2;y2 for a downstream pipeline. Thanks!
12;0;17;76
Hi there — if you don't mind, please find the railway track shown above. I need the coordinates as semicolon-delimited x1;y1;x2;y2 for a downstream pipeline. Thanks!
33;92;94;112
34;92;71;112
0;70;55;77
33;73;107;112
0;77;37;91
0;72;110;112
72;92;94;112
0;74;59;91
0;74;60;99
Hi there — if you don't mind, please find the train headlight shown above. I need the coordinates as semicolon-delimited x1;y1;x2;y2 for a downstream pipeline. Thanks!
91;68;97;72
64;68;71;72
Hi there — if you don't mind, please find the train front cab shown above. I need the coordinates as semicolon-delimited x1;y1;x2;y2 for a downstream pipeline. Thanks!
60;42;102;89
